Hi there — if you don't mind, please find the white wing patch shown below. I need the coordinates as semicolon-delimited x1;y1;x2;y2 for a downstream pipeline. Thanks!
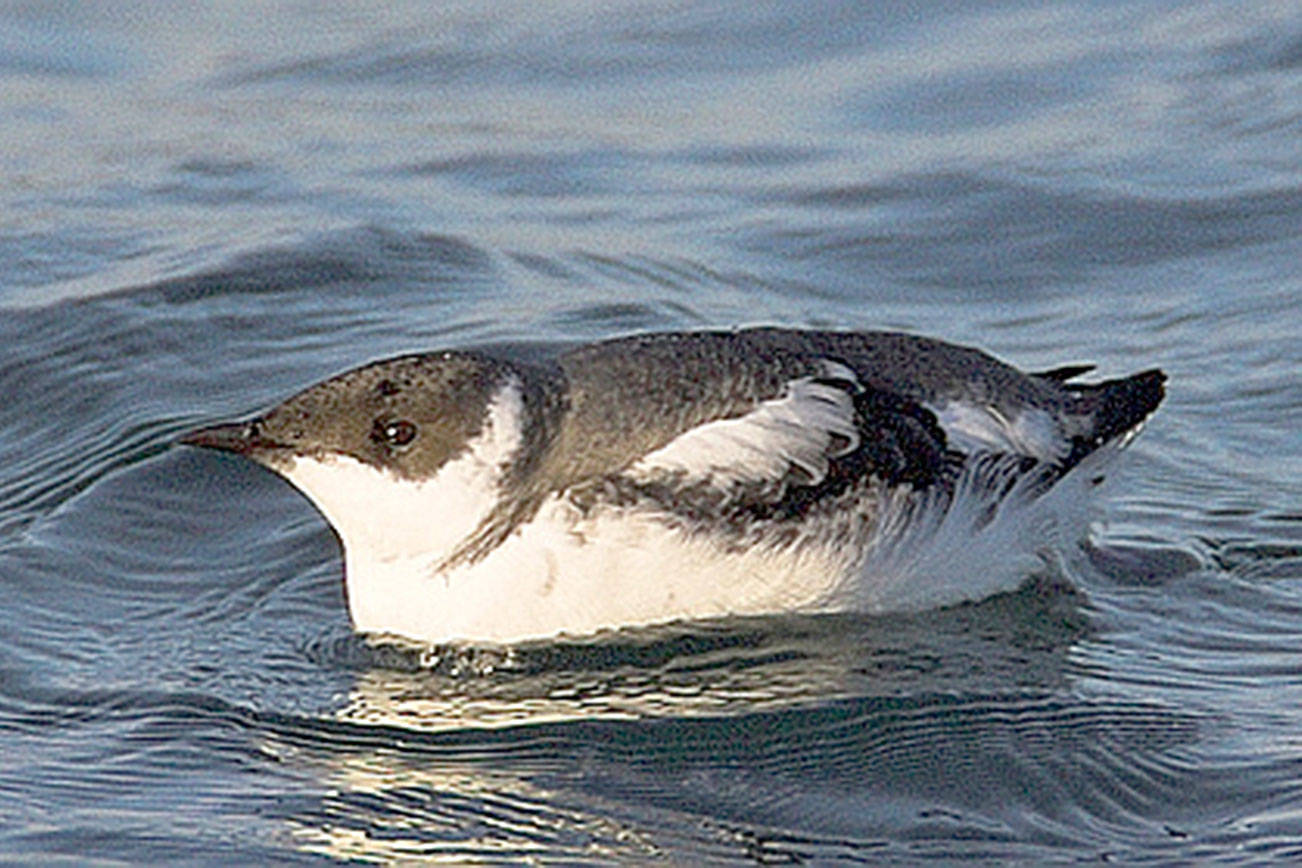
630;363;861;487
929;400;1068;463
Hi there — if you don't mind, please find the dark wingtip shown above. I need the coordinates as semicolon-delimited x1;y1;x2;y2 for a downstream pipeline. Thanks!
1058;368;1165;470
1128;368;1167;415
1086;368;1166;444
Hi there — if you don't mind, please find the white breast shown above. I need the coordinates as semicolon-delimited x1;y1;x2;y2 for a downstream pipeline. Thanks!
339;495;855;644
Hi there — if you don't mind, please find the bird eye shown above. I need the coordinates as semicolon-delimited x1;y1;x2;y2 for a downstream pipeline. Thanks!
373;419;418;449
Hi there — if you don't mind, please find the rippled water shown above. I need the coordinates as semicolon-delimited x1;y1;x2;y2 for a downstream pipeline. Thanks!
3;0;1301;862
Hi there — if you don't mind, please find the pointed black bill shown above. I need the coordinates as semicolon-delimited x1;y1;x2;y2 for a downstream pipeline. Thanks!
179;419;280;456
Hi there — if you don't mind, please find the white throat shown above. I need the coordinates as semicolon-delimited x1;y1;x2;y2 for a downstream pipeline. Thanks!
277;380;525;636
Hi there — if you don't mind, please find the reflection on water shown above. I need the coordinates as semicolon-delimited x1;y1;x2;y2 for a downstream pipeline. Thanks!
269;581;1188;861
324;579;1087;732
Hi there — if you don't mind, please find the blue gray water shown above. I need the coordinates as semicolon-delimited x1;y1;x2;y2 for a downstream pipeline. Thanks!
2;0;1301;862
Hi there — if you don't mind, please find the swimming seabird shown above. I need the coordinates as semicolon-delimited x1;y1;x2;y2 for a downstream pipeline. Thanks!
182;327;1165;644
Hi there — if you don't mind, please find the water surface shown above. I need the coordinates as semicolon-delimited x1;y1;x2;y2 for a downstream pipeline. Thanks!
2;0;1301;862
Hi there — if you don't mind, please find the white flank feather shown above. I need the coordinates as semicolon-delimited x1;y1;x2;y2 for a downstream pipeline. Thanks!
929;400;1068;463
630;366;860;486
